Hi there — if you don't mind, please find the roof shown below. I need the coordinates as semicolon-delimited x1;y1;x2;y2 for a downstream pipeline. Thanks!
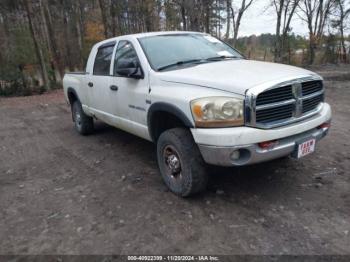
95;31;206;46
128;31;205;38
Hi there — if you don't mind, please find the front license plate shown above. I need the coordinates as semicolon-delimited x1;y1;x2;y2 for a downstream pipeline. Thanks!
297;138;316;158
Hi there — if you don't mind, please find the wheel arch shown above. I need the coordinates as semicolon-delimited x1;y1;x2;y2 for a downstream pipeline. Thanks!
147;102;194;142
67;87;81;121
67;87;80;105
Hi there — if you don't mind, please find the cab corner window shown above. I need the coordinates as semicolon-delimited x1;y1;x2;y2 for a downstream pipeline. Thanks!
93;45;114;76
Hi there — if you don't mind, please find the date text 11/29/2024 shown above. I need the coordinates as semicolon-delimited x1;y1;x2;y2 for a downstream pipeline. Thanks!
127;255;219;261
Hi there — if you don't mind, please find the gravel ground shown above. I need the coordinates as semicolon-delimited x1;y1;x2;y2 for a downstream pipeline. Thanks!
0;66;349;255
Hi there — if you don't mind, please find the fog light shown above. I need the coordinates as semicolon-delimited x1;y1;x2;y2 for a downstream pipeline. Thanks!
230;150;240;160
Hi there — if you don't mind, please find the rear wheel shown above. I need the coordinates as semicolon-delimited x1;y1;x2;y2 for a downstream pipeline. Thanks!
72;100;94;135
157;128;208;197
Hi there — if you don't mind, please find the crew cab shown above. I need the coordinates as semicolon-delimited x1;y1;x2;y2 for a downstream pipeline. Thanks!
63;31;332;197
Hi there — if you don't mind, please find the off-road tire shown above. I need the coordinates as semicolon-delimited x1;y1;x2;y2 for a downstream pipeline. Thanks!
157;128;208;197
72;100;94;135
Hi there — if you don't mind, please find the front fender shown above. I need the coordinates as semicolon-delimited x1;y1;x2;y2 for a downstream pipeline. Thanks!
147;102;194;141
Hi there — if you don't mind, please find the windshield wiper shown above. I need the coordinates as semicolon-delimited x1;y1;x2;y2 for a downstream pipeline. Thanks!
205;55;239;61
157;56;239;71
157;59;205;71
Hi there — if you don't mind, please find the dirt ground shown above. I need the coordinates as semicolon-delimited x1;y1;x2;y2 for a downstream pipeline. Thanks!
0;65;349;255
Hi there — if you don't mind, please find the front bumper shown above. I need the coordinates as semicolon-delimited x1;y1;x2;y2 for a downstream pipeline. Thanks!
191;103;331;166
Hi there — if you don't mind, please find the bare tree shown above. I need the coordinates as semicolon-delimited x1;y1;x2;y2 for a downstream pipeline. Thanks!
173;0;212;32
271;0;300;62
331;0;350;62
60;0;75;71
203;0;212;33
0;0;28;88
23;0;50;90
225;0;231;39
0;3;11;47
298;0;335;64
40;0;64;81
98;0;113;38
72;0;86;68
228;0;254;45
175;0;188;30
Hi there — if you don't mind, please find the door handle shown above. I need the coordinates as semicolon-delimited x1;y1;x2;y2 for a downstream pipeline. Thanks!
110;85;119;91
88;82;93;87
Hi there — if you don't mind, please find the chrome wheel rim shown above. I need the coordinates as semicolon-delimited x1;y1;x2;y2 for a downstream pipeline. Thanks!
74;109;82;129
163;145;182;179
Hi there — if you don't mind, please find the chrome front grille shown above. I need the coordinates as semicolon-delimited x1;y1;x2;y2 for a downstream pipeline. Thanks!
256;103;294;124
256;85;293;106
245;77;324;129
302;93;324;113
302;80;323;96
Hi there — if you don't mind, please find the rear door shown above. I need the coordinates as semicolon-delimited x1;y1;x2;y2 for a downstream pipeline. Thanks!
86;41;115;123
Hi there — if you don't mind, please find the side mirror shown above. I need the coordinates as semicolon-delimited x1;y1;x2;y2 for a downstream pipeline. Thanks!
115;60;143;79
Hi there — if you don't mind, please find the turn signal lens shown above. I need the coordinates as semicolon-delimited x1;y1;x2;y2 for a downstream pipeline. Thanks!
258;140;278;149
317;122;331;129
193;104;203;118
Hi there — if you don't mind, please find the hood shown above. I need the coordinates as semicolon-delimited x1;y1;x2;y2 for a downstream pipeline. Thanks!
158;60;320;95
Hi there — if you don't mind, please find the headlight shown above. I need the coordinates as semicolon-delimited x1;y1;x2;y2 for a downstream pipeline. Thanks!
190;97;244;127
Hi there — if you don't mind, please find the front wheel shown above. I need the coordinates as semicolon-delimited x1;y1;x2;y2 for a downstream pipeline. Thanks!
157;128;208;197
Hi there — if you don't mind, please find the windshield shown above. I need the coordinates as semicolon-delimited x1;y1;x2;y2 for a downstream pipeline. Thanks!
138;34;243;71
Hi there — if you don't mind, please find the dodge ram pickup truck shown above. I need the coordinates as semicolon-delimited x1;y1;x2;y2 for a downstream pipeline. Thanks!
63;31;332;197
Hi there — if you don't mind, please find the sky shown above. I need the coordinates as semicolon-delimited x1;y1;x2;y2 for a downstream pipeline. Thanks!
238;1;309;37
235;0;350;37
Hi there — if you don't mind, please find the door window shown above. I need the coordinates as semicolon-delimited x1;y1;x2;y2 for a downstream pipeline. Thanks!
93;45;114;75
114;41;140;76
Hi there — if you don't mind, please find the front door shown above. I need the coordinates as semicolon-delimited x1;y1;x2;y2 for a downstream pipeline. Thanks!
109;40;150;139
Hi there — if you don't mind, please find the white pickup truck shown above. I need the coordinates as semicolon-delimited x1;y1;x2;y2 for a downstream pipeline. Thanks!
63;31;332;197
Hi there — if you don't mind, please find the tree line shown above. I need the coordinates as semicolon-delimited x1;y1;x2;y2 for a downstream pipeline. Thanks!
0;0;349;95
